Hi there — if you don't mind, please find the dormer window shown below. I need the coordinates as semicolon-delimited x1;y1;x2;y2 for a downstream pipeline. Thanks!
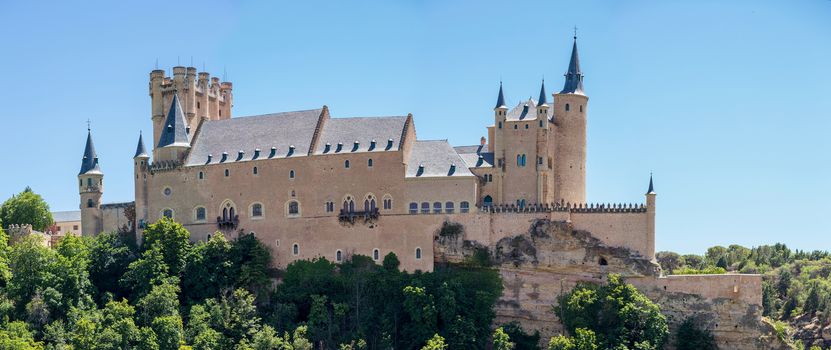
336;143;343;152
370;140;376;150
269;147;277;158
386;138;394;150
324;143;331;153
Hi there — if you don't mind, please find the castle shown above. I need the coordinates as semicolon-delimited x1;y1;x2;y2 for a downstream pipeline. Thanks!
77;37;783;349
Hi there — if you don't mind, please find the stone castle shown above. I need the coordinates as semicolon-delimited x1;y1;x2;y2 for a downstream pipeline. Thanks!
75;37;785;349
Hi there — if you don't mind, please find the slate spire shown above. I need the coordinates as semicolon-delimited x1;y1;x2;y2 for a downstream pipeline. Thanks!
495;82;507;109
538;79;548;105
79;128;102;175
646;173;655;195
157;94;191;148
560;35;584;94
134;132;149;158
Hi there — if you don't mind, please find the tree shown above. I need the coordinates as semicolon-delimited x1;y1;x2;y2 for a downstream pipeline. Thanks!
136;280;180;326
141;218;192;277
88;232;138;301
500;322;541;350
493;327;515;350
182;234;232;305
674;318;716;350
121;245;173;301
420;334;447;350
655;252;683;274
403;286;437;349
555;274;668;349
547;328;596;350
8;235;57;315
151;315;183;350
0;187;53;231
229;233;272;296
0;321;44;349
715;256;728;270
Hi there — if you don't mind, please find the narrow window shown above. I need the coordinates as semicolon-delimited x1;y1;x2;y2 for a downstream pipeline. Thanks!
207;234;211;241
336;250;343;262
525;124;529;129
409;202;418;214
539;120;543;127
368;158;373;167
433;202;442;214
521;154;526;166
517;154;521;166
288;201;300;216
289;169;295;179
421;202;430;214
373;249;380;261
565;103;570;111
498;122;502;129
198;171;204;180
445;202;454;214
292;243;299;256
252;203;263;217
87;178;92;186
538;157;543;165
196;207;206;221
345;160;350;168
416;247;422;260
514;124;518;129
460;201;470;213
224;169;230;177
253;166;258;175
580;105;583;112
197;102;200;109
79;179;82;187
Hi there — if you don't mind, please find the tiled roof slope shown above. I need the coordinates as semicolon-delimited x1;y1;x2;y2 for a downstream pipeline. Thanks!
314;116;407;155
406;140;475;178
454;144;494;168
505;98;551;121
186;109;323;166
52;211;81;222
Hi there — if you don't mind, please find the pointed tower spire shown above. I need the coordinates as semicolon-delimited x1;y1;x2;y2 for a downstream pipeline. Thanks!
538;79;548;106
79;128;102;175
134;132;149;158
157;94;191;148
646;173;655;194
560;35;584;94
495;82;507;109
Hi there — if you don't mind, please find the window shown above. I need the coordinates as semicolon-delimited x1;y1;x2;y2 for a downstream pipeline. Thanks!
87;199;95;208
421;202;430;214
513;124;518;129
195;207;206;221
445;202;454;214
364;195;377;212
251;203;263;218
488;174;493;182
368;158;373;167
460;201;470;213
415;247;422;260
198;171;204;180
538;157;543;165
87;178;92;186
409;202;418;214
224;169;230;177
483;196;493;206
73;225;78;230
289;169;295;179
521;154;526;166
253;166;258;175
197;102;200;109
287;200;300;217
498;122;502;129
163;187;172;197
207;234;211;241
580;105;583;112
565;103;570;111
292;243;299;256
79;179;82;187
383;195;392;210
539;120;543;127
517;154;521;166
336;250;343;262
221;200;237;221
345;160;350;168
342;196;355;213
525;124;529;129
373;249;380;261
433;202;442;214
599;257;608;266
325;201;334;213
162;209;173;219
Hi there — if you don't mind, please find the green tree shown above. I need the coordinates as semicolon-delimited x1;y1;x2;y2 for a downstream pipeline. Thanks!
420;334;447;350
121;245;174;301
0;321;44;349
88;232;138;301
655;252;683;274
0;187;53;231
136;280;180;326
715;256;728;270
500;322;541;350
493;327;515;350
229;233;272;296
182;233;232;305
674;318;716;350
403;286;437;349
8;235;57;315
152;315;183;350
141;218;192;277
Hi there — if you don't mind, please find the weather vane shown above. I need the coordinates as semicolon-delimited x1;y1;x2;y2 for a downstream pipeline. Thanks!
86;118;91;131
573;26;578;39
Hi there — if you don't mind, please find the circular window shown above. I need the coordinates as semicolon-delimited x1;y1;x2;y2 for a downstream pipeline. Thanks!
163;187;172;197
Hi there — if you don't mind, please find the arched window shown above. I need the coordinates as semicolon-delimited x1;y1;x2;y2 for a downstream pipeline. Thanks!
525;124;529;129
415;247;422;260
336;250;343;262
565;103;570;111
409;202;418;214
224;169;230;177
345;160;350;168
364;194;377;211
539;120;543;127
229;207;235;219
223;207;228;221
220;200;236;221
513;124;518;129
373;249;380;261
460;201;470;213
195;207;206;221
368;158;373;167
86;198;95;208
342;196;355;213
521;154;526;166
483;196;493;207
253;166;258;175
383;194;393;210
516;154;521;166
289;169;295;179
445;202;455;214
287;201;300;216
498;122;502;129
251;203;263;218
421;202;430;214
162;209;173;219
292;243;299;256
433;202;442;214
198;171;204;180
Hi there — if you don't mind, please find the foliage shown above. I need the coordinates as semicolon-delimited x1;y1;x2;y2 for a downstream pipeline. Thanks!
500;321;541;350
554;274;668;350
0;187;53;232
492;327;515;350
420;334;447;350
671;266;726;275
674;318;716;350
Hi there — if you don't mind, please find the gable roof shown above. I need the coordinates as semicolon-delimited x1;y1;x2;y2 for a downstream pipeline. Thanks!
186;108;324;166
314;116;407;155
406;140;475;178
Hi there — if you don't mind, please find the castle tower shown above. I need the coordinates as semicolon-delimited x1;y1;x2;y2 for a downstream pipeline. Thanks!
492;83;508;203
78;128;103;236
646;174;657;261
536;80;552;201
155;94;191;162
553;35;588;205
133;132;150;239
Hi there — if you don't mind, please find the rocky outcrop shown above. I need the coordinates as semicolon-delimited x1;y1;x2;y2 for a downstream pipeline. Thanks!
434;218;790;350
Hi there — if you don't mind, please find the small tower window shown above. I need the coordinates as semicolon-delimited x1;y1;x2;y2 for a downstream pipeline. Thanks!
565;103;570;111
336;250;343;262
198;171;204;180
87;178;93;187
525;124;529;129
197;102;200;109
292;243;299;256
415;247;422;260
513;124;518;130
253;166;258;175
498;122;502;129
87;199;95;208
289;169;295;179
368;159;373;167
580;105;583;112
345;160;350;168
539;120;544;127
224;169;230;177
373;249;380;261
287;200;300;217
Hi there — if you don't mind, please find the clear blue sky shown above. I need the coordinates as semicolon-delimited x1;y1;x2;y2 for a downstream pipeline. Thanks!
0;0;828;254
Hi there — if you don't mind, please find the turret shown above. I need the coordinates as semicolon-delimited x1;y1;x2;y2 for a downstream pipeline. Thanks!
553;35;589;204
133;132;149;237
537;79;549;117
645;174;656;261
155;94;191;162
78;128;103;236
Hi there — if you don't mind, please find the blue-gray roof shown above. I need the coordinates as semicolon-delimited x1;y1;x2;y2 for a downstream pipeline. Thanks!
406;140;475;178
647;174;655;194
560;38;585;95
186;108;324;166
157;94;191;148
495;82;507;109
79;130;102;175
52;210;81;222
505;98;551;121
454;145;494;168
538;80;548;105
134;132;149;158
314;116;407;155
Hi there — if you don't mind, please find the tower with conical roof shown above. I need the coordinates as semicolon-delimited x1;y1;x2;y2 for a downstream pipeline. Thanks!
552;34;589;205
645;174;656;261
155;94;192;162
78;127;103;236
133;132;150;235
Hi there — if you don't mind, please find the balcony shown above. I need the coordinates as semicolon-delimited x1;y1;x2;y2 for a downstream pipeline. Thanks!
338;208;380;224
216;215;239;230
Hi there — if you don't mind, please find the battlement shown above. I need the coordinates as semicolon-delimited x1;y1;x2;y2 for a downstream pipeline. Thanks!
478;202;647;214
150;67;232;101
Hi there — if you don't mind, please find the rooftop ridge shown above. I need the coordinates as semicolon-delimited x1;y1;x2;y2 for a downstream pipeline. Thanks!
478;202;647;214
